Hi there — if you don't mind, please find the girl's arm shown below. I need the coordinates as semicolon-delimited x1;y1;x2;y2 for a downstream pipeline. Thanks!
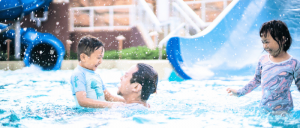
236;61;262;97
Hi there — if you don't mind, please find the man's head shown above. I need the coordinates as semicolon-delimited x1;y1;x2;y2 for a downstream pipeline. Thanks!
117;63;158;101
77;35;105;71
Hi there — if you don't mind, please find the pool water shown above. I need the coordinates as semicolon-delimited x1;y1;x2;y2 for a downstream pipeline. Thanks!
1;66;300;128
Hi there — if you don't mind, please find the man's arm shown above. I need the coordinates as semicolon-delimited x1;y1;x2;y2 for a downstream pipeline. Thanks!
76;91;122;108
104;89;125;102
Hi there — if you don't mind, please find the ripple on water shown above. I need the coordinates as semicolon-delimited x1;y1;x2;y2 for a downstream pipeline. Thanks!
0;109;5;114
0;67;300;127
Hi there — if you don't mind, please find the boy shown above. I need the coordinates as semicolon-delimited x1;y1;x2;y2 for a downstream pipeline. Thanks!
70;35;124;108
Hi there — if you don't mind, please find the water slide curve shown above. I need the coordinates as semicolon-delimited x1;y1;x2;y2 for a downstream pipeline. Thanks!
167;0;300;80
0;0;65;70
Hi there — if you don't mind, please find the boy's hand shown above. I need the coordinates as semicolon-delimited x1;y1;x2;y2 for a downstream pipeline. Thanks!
226;88;238;96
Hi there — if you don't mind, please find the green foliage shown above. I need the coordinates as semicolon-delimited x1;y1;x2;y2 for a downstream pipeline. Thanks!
104;46;167;60
1;46;167;61
0;51;8;61
104;50;119;59
0;51;20;61
64;51;78;60
64;46;167;60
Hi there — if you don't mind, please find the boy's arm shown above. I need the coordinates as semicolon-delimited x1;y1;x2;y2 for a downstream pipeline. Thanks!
236;61;262;97
76;91;122;108
104;89;125;102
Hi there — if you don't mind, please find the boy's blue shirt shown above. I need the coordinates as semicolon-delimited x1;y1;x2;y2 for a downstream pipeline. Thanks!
70;65;106;107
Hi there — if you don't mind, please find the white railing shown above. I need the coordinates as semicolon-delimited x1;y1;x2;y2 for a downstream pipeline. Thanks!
172;2;201;33
70;5;135;31
157;0;232;59
168;0;231;37
175;0;207;29
134;0;166;49
69;0;162;33
185;0;232;23
69;0;232;55
135;0;162;33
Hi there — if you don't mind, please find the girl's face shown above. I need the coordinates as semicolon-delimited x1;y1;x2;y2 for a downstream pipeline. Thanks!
261;32;283;57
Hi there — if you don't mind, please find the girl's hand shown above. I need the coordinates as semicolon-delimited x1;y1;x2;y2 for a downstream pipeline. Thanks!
226;88;238;96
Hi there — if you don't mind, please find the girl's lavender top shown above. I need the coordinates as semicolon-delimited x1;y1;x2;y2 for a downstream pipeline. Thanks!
237;55;300;111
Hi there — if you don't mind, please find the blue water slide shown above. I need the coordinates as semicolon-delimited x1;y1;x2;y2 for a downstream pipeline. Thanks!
0;0;52;21
0;0;65;70
167;0;300;80
0;24;65;70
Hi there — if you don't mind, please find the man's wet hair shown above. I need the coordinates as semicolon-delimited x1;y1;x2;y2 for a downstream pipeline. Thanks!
130;63;158;101
77;35;104;61
259;20;292;52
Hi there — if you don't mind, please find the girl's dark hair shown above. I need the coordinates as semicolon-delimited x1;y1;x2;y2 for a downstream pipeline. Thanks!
259;20;292;52
77;35;104;61
130;63;158;101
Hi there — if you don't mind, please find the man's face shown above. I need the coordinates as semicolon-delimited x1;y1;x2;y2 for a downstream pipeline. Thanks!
117;65;139;96
81;47;104;71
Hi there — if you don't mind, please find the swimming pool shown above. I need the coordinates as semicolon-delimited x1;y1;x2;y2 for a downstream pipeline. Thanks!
1;66;300;127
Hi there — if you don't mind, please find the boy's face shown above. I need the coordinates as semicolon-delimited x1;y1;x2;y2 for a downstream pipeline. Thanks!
80;47;104;71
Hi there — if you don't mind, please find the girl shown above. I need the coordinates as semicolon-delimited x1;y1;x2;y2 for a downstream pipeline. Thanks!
226;20;300;113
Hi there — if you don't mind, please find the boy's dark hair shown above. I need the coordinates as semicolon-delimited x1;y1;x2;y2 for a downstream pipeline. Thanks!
130;63;158;101
259;20;292;52
77;35;104;61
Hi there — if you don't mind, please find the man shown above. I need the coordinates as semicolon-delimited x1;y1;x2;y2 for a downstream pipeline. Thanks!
117;63;158;109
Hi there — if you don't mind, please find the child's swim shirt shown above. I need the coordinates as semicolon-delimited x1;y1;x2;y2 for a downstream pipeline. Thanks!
237;55;300;112
70;65;106;108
